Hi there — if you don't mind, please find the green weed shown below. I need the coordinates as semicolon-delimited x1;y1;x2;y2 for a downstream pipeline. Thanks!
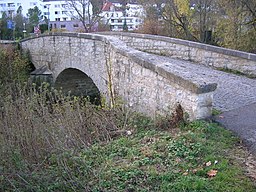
0;44;255;191
1;113;256;191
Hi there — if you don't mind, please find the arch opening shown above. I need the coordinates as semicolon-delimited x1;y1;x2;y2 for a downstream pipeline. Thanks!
55;68;101;104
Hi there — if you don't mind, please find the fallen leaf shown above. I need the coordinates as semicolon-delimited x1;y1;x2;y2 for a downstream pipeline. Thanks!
183;170;189;176
207;169;218;177
206;161;212;166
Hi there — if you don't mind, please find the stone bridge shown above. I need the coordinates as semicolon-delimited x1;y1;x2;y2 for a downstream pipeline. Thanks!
19;32;256;120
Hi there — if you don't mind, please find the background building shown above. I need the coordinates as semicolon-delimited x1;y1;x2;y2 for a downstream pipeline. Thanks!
0;0;41;18
0;0;145;32
41;0;93;32
101;0;144;31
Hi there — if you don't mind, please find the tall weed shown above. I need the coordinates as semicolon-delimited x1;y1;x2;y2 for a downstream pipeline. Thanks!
0;82;123;165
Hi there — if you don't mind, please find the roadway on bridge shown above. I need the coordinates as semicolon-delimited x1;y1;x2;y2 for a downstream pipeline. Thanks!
149;54;256;112
147;53;256;154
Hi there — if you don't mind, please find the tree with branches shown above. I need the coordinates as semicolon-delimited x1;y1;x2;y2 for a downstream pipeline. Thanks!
64;0;104;32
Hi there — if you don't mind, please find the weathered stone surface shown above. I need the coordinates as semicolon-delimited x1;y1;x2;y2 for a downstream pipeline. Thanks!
100;32;256;76
55;68;100;100
143;54;256;112
20;32;217;120
0;40;15;45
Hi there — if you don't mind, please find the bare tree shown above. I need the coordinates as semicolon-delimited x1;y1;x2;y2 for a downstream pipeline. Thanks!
64;0;103;32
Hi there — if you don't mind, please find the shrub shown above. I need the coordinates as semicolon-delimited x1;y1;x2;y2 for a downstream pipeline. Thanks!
0;44;32;85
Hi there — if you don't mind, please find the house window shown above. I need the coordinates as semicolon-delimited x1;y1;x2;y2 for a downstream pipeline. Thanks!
73;24;79;27
54;4;60;8
55;11;59;15
8;3;15;7
55;18;60;21
62;11;67;14
63;17;67;21
61;25;66;28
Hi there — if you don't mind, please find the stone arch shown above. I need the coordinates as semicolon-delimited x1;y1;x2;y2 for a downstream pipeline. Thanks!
54;68;101;104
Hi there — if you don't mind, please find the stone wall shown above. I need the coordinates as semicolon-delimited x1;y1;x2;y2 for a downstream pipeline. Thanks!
20;33;110;101
0;40;16;49
100;32;256;77
0;40;15;44
54;68;100;99
20;33;217;120
107;37;216;120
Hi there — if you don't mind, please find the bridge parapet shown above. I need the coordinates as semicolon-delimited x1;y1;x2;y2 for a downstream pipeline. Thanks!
107;36;217;120
100;32;256;77
20;32;217;120
0;40;16;44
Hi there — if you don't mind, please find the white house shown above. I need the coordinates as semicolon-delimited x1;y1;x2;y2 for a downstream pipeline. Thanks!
41;0;92;22
126;3;144;17
0;0;93;32
41;0;93;31
0;0;144;32
100;0;144;31
0;0;41;18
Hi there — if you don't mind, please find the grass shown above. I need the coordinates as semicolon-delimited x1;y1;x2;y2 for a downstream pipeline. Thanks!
212;108;222;116
1;113;255;191
0;43;255;191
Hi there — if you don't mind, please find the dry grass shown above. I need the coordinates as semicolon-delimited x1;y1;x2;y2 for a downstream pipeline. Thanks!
0;82;124;165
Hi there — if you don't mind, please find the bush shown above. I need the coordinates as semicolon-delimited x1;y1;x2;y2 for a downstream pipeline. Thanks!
0;44;32;85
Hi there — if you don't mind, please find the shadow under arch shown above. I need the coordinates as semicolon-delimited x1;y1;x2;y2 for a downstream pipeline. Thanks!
54;68;101;104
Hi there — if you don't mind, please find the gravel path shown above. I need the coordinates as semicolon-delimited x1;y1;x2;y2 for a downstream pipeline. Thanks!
204;70;256;112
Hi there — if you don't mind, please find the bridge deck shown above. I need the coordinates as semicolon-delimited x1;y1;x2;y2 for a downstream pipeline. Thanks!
147;53;256;112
